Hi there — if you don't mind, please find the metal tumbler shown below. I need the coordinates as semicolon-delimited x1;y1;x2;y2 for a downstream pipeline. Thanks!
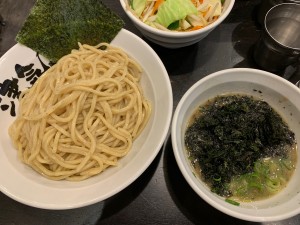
253;3;300;73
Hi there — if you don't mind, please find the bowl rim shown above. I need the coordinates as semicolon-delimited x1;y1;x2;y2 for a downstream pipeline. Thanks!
171;68;300;222
120;0;235;38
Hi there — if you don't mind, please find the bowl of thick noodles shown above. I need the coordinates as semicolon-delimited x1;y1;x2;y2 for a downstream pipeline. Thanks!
120;0;235;48
172;68;300;222
0;29;173;209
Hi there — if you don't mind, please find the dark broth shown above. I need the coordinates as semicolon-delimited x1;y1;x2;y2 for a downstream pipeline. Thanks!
185;94;297;203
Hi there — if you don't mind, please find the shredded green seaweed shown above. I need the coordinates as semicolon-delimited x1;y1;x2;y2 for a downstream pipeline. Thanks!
16;0;124;63
185;94;296;197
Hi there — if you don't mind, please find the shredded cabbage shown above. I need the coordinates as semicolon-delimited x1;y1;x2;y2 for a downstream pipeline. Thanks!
207;0;222;17
130;0;147;17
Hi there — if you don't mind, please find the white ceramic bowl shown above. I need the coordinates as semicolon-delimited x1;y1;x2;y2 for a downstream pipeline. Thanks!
120;0;235;48
0;29;173;209
171;68;300;222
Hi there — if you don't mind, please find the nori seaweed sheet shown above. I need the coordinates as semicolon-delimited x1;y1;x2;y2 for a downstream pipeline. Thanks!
16;0;124;63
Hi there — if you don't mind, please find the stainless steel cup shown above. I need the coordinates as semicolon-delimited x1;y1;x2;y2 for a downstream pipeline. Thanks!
257;0;300;26
253;3;300;73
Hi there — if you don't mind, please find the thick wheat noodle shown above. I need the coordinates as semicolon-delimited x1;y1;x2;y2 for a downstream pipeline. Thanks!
9;43;151;181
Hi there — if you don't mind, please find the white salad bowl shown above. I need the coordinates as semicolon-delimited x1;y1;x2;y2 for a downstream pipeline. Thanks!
171;68;300;222
0;29;173;209
120;0;235;48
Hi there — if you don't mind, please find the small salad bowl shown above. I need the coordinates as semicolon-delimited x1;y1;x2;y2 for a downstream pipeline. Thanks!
120;0;235;48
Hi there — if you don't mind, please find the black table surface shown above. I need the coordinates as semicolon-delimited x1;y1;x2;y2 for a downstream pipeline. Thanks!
0;1;300;225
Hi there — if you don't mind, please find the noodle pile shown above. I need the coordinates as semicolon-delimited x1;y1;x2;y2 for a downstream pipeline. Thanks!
8;43;151;181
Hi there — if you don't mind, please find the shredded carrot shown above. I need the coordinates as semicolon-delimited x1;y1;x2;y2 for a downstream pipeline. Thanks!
152;0;164;15
212;16;218;22
190;25;203;31
192;0;203;5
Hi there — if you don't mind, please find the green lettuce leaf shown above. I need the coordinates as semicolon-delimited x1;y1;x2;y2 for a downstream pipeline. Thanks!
155;0;198;28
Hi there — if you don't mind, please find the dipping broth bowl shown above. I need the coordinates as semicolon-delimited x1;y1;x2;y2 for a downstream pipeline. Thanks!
171;68;300;222
120;0;235;48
